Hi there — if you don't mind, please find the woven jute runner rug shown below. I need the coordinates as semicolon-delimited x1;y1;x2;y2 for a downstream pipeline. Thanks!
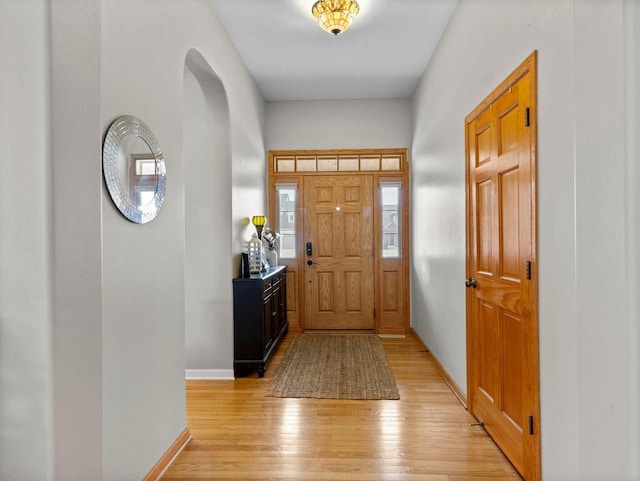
265;334;400;400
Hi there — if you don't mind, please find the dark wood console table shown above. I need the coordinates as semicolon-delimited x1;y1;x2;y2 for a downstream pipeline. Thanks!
233;266;288;377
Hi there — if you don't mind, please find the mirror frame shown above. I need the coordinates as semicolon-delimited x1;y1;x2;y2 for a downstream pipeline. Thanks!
102;115;166;224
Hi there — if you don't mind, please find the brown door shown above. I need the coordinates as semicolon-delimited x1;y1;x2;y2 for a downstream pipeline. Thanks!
303;175;374;329
465;52;540;480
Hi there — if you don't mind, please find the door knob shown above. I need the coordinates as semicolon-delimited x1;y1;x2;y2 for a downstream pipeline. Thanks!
465;277;477;288
307;260;313;266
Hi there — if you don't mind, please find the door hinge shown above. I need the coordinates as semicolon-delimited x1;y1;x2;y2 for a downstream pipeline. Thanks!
373;308;376;319
526;261;532;280
528;415;535;435
525;107;531;127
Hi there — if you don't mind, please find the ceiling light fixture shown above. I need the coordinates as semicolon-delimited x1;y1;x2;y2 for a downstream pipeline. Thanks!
311;0;360;36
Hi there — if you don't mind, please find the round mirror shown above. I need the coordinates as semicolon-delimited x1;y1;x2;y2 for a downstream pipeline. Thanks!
103;115;166;223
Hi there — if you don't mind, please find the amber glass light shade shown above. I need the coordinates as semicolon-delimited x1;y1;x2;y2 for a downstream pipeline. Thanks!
252;215;267;238
312;0;360;36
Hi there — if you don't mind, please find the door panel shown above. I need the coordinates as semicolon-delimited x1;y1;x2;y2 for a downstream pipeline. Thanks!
500;168;521;279
317;214;333;255
476;178;494;276
344;271;362;311
318;272;334;311
477;300;499;404
382;270;399;311
466;52;540;480
304;175;374;330
502;310;523;424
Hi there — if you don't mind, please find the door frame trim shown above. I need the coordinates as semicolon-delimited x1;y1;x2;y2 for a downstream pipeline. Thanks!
268;149;410;335
464;51;540;480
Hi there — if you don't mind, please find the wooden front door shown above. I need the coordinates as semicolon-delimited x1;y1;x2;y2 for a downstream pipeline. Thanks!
465;52;540;480
303;175;374;329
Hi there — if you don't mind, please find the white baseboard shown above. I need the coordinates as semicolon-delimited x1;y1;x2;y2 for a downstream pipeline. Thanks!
185;369;235;380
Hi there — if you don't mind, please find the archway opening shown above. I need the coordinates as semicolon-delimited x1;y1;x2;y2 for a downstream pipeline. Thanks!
183;49;233;378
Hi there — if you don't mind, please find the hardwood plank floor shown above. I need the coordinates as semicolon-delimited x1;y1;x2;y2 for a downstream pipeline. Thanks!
162;334;522;481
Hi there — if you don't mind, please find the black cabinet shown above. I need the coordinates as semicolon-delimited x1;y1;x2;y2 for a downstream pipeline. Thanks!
233;266;288;377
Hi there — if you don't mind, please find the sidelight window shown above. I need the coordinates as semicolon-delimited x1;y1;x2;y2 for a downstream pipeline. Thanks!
380;183;401;258
276;183;297;259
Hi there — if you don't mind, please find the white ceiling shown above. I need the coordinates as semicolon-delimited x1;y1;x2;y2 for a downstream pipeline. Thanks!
210;0;459;101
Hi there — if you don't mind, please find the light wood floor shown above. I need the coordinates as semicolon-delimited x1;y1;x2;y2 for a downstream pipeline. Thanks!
162;333;522;481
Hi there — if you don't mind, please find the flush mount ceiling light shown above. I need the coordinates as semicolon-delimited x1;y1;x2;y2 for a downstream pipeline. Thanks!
312;0;360;36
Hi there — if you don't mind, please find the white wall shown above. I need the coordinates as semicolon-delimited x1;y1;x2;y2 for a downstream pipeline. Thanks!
51;1;105;479
266;98;411;150
411;0;639;479
0;1;54;480
100;2;265;479
100;1;188;470
624;0;640;476
184;51;234;377
2;0;266;480
573;3;632;479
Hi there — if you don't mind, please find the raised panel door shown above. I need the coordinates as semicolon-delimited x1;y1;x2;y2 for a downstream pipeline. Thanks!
465;52;540;480
304;175;374;329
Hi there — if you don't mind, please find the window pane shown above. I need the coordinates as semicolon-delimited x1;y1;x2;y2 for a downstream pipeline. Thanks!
277;186;297;259
381;185;400;258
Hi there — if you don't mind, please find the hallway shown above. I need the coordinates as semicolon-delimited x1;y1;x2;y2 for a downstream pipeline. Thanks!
163;334;521;480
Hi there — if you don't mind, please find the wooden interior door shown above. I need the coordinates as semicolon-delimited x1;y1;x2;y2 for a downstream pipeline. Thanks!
465;52;540;480
304;175;374;329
